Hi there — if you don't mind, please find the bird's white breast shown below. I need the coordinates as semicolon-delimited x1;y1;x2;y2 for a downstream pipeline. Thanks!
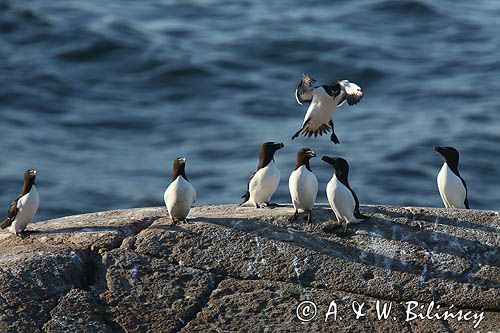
326;175;356;223
437;163;466;209
289;165;318;212
303;89;338;130
11;186;39;234
249;161;280;205
164;176;196;220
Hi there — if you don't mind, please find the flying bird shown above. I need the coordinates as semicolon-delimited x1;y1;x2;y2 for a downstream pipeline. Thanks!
435;146;469;209
293;74;363;144
1;169;39;235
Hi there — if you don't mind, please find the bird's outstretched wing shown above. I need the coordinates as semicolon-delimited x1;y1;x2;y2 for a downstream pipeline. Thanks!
1;196;21;229
339;80;363;105
295;74;316;105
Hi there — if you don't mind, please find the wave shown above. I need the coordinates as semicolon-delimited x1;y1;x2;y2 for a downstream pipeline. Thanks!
56;37;125;62
373;0;445;18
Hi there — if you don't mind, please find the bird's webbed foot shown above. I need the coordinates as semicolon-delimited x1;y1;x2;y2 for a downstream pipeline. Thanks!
305;210;313;223
288;210;298;222
264;202;282;209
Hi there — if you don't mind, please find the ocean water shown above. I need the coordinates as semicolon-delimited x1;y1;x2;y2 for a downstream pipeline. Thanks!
1;0;500;221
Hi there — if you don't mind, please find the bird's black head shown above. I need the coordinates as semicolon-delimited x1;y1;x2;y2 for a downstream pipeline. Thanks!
172;157;188;181
435;146;460;167
24;169;37;183
321;156;349;180
260;142;283;159
21;169;37;195
262;141;284;153
258;142;284;168
298;147;316;159
295;148;316;171
324;82;342;97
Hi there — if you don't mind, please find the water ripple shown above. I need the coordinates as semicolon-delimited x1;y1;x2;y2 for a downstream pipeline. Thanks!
1;0;499;219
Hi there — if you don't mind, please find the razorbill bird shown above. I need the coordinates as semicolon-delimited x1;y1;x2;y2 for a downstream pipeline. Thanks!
435;146;469;209
240;142;284;208
293;73;363;144
164;157;197;223
322;156;368;232
288;148;318;223
1;169;39;235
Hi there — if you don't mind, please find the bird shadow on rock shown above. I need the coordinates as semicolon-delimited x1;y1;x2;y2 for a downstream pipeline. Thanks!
147;223;197;235
366;220;497;261
363;208;500;267
29;225;134;235
409;212;499;235
194;216;499;289
374;205;500;234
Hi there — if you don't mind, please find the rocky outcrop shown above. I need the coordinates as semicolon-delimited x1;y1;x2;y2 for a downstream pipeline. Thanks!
0;204;498;332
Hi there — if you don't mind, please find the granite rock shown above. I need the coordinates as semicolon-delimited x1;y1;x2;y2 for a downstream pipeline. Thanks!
0;204;498;332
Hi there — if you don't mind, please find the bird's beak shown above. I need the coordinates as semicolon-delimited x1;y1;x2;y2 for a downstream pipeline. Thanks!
434;146;443;154
307;150;317;158
321;156;336;165
275;142;284;149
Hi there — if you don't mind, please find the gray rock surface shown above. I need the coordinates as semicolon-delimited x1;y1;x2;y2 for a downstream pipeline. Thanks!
0;204;498;332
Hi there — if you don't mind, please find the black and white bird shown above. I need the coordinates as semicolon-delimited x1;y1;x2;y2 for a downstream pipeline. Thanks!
288;148;318;223
240;142;284;208
322;156;368;232
1;169;39;235
293;74;363;144
164;157;197;223
435;146;469;209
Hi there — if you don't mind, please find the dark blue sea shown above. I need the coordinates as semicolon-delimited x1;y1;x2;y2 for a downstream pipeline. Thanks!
1;0;500;221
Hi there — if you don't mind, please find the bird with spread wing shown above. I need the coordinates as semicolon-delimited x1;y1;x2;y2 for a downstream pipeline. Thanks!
293;74;364;144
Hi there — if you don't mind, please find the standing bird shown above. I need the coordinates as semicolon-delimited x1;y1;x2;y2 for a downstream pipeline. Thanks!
322;156;368;232
1;169;39;235
293;74;363;144
164;157;197;223
240;142;284;208
435;146;469;209
288;148;318;223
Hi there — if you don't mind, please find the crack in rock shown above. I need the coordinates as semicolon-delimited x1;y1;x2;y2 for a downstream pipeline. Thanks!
178;276;224;332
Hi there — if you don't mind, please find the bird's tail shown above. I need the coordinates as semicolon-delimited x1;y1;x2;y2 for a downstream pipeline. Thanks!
354;211;370;221
239;191;250;206
0;218;12;229
291;128;302;140
292;123;331;140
